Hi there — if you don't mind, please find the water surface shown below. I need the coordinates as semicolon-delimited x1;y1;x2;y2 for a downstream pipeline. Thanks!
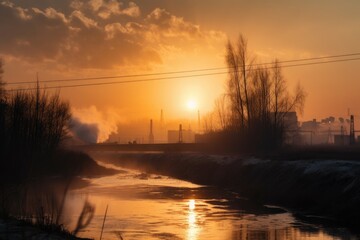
65;162;357;240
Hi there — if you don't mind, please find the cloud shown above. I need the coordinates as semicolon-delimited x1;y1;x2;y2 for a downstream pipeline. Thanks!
88;0;103;12
69;0;84;10
121;2;140;18
31;7;67;22
97;0;121;19
0;1;224;70
72;0;140;19
70;10;98;28
146;8;201;38
0;3;70;61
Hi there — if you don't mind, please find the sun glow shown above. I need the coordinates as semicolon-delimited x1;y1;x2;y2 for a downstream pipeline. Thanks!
187;100;197;111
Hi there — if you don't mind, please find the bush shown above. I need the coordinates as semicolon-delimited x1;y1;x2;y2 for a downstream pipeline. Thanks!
0;87;71;180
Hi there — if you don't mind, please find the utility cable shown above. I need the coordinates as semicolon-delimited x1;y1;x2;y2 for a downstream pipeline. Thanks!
6;56;360;91
7;52;360;86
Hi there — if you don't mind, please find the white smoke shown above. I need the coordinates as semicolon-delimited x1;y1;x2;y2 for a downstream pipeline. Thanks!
70;106;122;143
70;117;99;144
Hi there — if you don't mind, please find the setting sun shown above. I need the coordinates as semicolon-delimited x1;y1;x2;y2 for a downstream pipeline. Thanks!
187;100;198;111
2;1;360;239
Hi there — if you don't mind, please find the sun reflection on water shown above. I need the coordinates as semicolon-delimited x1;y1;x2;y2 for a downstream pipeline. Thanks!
67;167;358;240
187;199;200;240
189;199;196;210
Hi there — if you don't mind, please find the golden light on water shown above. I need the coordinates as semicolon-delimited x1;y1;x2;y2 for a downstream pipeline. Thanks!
189;199;196;210
188;211;196;225
187;199;199;240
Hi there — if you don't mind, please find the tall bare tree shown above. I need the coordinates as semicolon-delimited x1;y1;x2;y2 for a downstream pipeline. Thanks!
237;35;253;126
271;60;306;128
214;94;229;130
224;35;306;150
0;59;6;157
226;34;256;131
226;40;244;129
0;58;5;100
202;112;215;133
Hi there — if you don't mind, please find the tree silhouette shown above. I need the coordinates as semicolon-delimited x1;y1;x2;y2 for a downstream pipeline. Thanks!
0;80;71;178
207;34;306;151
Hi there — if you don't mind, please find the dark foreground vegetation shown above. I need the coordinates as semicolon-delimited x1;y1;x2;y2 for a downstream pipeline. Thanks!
0;60;115;239
0;83;69;180
92;150;360;233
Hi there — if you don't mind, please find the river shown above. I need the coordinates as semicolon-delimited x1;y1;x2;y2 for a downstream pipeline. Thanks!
64;160;358;240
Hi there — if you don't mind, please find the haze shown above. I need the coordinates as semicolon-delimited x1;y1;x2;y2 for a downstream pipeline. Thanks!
2;0;360;123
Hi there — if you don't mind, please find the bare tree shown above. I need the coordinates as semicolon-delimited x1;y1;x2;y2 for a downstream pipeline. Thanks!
214;94;229;130
0;58;5;100
0;59;6;158
226;34;256;131
271;60;306;128
250;67;271;123
0;86;71;177
226;40;244;129
202;112;215;133
224;35;306;150
237;35;253;126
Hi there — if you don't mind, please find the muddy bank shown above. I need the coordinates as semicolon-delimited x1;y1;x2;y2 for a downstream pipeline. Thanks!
91;152;360;231
0;218;92;240
0;150;118;240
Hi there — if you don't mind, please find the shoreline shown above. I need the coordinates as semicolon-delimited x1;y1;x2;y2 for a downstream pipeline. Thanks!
90;151;360;233
0;150;119;240
0;218;92;240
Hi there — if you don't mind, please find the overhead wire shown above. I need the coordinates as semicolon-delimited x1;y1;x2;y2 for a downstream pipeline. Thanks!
7;52;360;85
6;53;360;91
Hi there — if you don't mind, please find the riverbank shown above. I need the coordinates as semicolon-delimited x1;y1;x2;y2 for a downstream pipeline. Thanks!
90;151;360;232
0;150;118;240
0;218;92;240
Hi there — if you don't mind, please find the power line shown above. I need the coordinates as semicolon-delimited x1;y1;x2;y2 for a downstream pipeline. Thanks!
7;72;228;91
6;56;360;92
7;52;360;86
279;56;360;69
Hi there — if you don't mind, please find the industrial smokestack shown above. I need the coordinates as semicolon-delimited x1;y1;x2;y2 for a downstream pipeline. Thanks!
179;124;183;143
350;115;355;145
149;119;154;144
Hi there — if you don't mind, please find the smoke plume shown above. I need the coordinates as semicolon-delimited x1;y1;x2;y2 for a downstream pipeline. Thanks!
70;106;122;143
70;118;99;144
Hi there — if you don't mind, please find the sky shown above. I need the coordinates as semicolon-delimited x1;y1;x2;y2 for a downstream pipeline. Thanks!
1;0;360;127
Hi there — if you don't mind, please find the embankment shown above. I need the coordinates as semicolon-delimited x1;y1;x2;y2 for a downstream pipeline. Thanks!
92;152;360;229
0;218;91;240
0;150;117;240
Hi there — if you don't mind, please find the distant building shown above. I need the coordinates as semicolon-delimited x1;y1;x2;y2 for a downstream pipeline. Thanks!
298;116;354;145
334;135;350;146
271;112;299;144
301;119;318;132
282;112;298;130
299;119;328;145
168;129;195;143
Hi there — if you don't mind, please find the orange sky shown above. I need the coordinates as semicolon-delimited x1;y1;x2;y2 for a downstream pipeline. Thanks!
2;0;360;124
